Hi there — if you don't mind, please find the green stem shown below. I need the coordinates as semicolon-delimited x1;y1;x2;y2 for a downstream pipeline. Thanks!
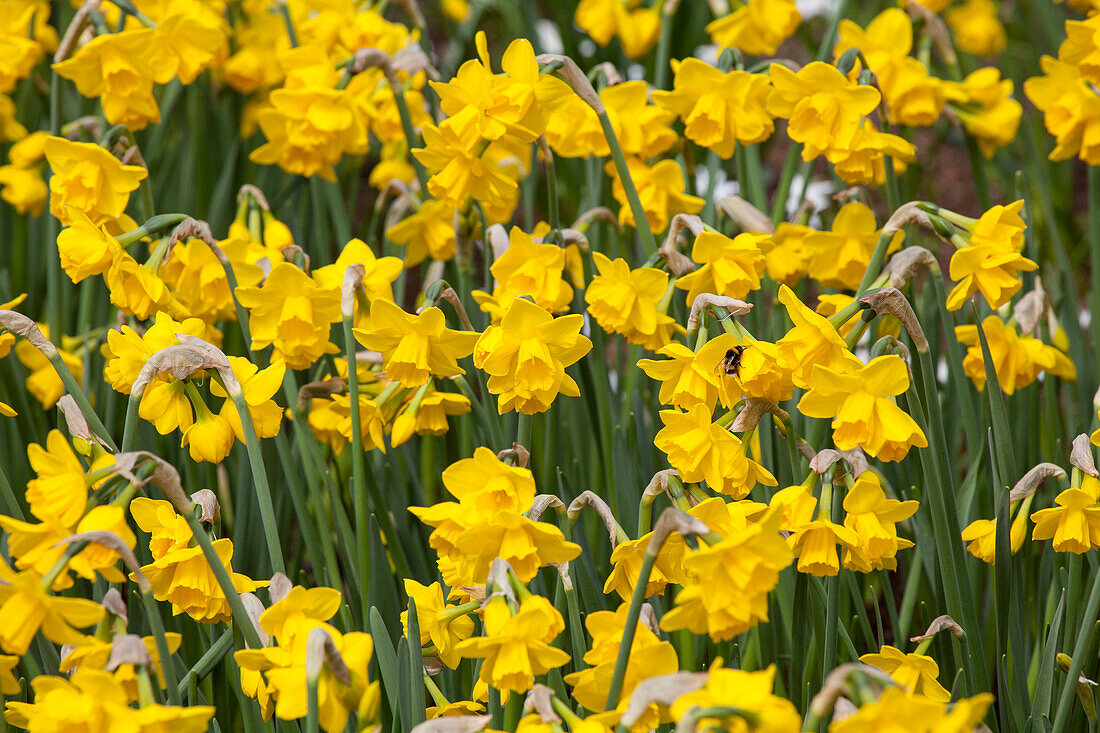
515;412;532;451
48;351;118;451
176;628;235;698
0;461;26;521
229;389;286;576
341;314;371;618
503;689;524;731
771;142;803;225
121;388;141;453
1089;167;1100;374
184;514;264;649
604;552;656;710
1052;569;1100;733
854;231;895;297
597;111;658;256
140;589;181;705
390;75;431;194
564;582;587;672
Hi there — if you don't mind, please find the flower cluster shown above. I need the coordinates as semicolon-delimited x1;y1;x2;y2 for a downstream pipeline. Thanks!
2;1;1100;731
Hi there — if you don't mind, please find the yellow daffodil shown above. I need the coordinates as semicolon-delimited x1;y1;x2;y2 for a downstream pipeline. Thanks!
947;67;1023;158
585;252;676;350
472;296;592;414
767;62;880;162
130;498;267;622
946;0;1007;56
14;324;84;409
653;59;774;158
159;234;265;323
766;222;813;285
798;354;928;462
655;403;777;498
250;56;368;181
433;32;572;143
860;645;951;701
603;532;685;601
662;509;792;640
0;561;104;654
385;199;457;266
456;595;570;694
955;315;1075;394
59;632;183;699
675;231;773;304
55;207;123;284
606;156;704;233
0;130;47;214
961;509;1029;564
412;105;520;214
0;504;135;590
638;332;741;411
473;227;574;321
943;201;1037;311
707;0;801;56
1025;56;1100;165
1031;485;1100;553
43;136;147;226
841;471;918;572
4;669;214;732
545;81;677;160
236;262;341;369
832;688;993;731
670;665;801;733
52;29;177;130
775;285;852;389
804;201;903;291
566;602;679;729
401;579;475;669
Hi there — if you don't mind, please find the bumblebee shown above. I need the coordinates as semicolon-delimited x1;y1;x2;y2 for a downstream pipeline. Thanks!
721;345;747;379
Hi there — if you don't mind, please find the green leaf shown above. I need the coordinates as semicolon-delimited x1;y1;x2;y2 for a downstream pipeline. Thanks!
370;608;401;722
